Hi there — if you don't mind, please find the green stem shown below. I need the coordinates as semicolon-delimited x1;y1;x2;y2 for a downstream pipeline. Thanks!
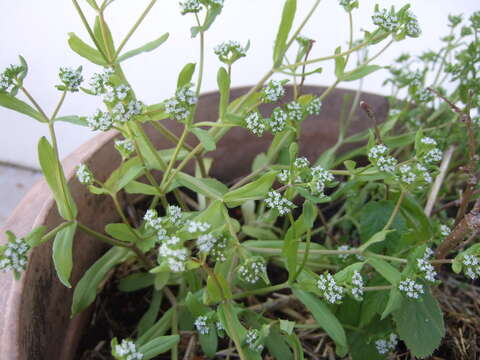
37;221;74;245
383;190;405;230
20;86;49;121
232;282;289;300
295;228;312;279
114;0;157;59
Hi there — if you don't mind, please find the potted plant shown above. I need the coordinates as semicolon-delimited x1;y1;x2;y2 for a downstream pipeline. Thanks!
1;0;479;359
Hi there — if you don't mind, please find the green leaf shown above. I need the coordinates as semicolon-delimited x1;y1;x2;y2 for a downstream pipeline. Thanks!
118;33;169;62
0;93;46;122
199;329;218;358
71;246;129;315
265;327;294;360
393;289;445;358
67;32;107;65
52;222;77;288
191;127;216;151
138;335;180;360
138;290;163;337
242;225;278;240
177;63;196;89
94;16;115;59
279;320;295;335
381;287;403;319
190;6;223;38
104;159;144;194
137;309;174;346
334;47;346;79
105;223;136;242
54;115;88;126
273;0;297;66
124;181;160;196
38;137;77;220
359;286;389;327
367;257;401;284
206;273;231;303
341;65;382;82
23;225;48;247
176;172;228;201
292;287;348;352
217;67;230;117
358;229;393;252
224;171;277;207
118;272;155;292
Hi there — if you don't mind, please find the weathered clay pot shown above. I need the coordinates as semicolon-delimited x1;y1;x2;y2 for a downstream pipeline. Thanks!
0;86;388;359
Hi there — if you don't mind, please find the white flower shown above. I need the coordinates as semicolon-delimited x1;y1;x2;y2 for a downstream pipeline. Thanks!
194;315;210;335
214;40;248;64
166;84;197;122
265;191;294;215
89;68;113;95
286;101;303;122
423;148;443;163
239;258;267;284
306;97;322;115
87;109;113;131
278;170;290;184
59;66;83;92
368;144;388;159
197;233;218;253
372;8;399;33
116;85;130;100
406;12;421;37
375;333;398;355
179;0;202;14
317;273;344;304
144;209;162;230
398;278;424;299
159;244;188;272
114;139;135;158
420;136;437;146
210;235;228;262
268;107;287;133
76;164;93;185
245;329;264;352
262;80;285;103
245;112;265;136
186;220;211;233
167;205;183;226
350;270;364;301
417;248;437;283
127;100;143;117
399;164;416;184
103;86;116;103
0;237;30;274
113;339;143;360
462;254;480;280
440;224;451;237
294;157;310;169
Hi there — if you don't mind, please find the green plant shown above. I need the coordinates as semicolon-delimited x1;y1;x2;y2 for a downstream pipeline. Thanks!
1;1;479;359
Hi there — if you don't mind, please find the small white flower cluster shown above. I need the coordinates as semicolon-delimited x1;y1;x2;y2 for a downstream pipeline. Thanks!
89;68;113;95
375;333;398;355
265;191;294;215
245;329;264;352
159;242;189;273
76;163;94;185
113;339;143;360
372;8;399;33
0;237;30;274
87;109;113;132
350;270;364;301
423;148;443;163
103;84;131;103
209;234;228;262
416;163;432;184
114;138;135;159
440;224;451;237
420;136;437;145
214;40;248;64
317;273;344;304
245;112;266;136
194;315;210;335
311;166;335;195
0;64;23;92
405;11;421;38
186;220;211;233
262;80;285;103
305;97;322;115
144;209;165;232
286;101;303;122
398;278;424;299
398;164;416;184
268;107;287;133
197;233;218;253
294;157;310;169
179;0;201;14
165;84;198;122
239;258;267;284
167;205;183;226
462;254;480;280
59;67;83;92
416;248;437;283
111;100;143;123
337;245;365;261
368;144;397;173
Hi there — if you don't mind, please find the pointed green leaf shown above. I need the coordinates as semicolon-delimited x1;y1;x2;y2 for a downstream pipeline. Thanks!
0;93;46;122
341;65;382;82
177;63;196;89
224;171;277;207
52;222;77;288
67;33;107;65
367;257;401;284
217;66;230;117
358;229;393;252
138;290;163;337
138;335;180;360
191;127;216;151
273;0;297;66
118;33;169;62
176;172;228;201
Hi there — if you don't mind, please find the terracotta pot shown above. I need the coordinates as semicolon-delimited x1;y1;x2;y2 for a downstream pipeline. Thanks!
0;86;388;359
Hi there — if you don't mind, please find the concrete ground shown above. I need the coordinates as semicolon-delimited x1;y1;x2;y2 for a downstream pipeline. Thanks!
0;164;41;228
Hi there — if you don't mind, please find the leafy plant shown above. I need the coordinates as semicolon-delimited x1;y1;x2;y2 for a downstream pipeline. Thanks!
1;0;479;359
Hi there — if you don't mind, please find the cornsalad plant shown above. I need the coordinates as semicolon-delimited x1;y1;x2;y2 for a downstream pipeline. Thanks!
1;0;479;359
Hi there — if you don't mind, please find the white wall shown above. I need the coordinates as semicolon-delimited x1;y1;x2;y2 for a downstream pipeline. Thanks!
0;0;477;169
